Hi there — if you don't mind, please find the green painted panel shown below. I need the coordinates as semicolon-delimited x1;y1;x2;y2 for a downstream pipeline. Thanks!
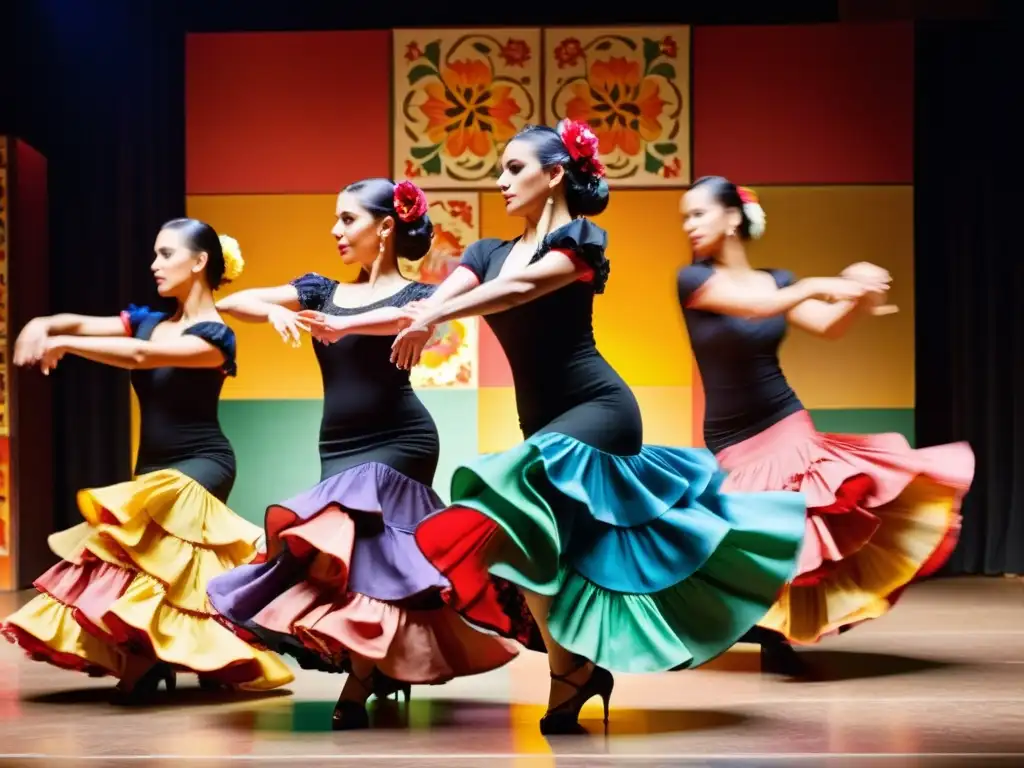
219;400;323;526
416;389;479;505
218;393;480;525
808;408;915;447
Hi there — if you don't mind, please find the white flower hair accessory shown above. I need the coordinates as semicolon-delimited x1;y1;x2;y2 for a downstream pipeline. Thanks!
218;234;245;282
737;186;766;240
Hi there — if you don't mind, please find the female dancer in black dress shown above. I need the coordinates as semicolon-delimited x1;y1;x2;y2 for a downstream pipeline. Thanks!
324;123;807;735
207;178;516;730
676;176;973;675
3;219;293;700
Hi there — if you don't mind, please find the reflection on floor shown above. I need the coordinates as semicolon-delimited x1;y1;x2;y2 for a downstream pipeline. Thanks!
0;577;1022;767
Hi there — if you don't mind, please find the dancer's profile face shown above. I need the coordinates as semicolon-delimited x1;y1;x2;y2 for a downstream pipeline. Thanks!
331;191;392;270
150;227;206;298
497;140;562;218
681;186;741;258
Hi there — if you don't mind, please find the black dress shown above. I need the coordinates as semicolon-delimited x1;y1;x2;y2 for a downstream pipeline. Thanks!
207;277;518;683
413;219;808;674
3;305;293;691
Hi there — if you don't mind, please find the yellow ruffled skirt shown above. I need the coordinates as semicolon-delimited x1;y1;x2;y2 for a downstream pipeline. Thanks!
2;469;293;690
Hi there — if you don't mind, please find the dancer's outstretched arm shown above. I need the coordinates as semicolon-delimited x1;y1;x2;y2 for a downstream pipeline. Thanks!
388;249;582;368
13;313;127;367
33;334;226;374
299;257;484;344
684;273;878;320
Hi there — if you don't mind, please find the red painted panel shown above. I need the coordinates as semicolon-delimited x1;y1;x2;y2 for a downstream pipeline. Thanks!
693;23;913;184
187;32;391;194
478;319;513;388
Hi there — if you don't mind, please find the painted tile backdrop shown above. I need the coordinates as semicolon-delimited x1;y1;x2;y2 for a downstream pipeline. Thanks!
178;22;915;524
393;29;542;188
544;26;690;185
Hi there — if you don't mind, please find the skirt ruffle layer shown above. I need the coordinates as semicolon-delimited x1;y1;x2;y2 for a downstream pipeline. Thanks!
414;432;808;674
2;469;294;691
716;410;973;644
207;462;518;684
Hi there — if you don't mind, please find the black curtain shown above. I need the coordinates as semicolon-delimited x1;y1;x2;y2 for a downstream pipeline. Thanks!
915;21;1022;575
12;0;185;531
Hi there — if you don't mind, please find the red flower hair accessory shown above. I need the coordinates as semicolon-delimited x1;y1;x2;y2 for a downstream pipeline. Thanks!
558;119;606;179
393;180;428;223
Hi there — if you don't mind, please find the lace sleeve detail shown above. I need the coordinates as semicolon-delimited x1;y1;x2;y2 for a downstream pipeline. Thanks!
289;272;336;311
537;219;611;294
401;282;437;305
182;322;238;377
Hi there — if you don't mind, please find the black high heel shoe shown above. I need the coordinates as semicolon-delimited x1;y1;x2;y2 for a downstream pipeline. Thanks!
761;642;813;679
112;662;177;704
372;669;411;703
198;675;234;692
331;669;412;731
539;660;614;736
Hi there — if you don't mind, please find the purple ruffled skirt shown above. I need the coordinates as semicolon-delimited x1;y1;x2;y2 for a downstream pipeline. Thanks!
207;462;517;683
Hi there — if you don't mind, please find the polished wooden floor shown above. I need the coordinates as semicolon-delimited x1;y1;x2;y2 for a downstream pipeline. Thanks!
0;576;1021;767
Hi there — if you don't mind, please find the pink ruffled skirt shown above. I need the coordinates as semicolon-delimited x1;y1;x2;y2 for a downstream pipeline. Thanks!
716;410;973;644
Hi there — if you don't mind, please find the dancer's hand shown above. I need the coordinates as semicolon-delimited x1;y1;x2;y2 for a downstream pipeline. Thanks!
296;310;349;344
38;337;67;375
840;263;899;315
841;261;891;285
268;305;308;348
13;318;50;367
402;300;430;317
390;317;434;370
806;277;885;303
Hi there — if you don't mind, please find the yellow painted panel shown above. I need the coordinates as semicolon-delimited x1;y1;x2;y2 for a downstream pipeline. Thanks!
186;194;362;400
749;186;914;409
480;191;692;387
634;386;693;448
477;387;522;454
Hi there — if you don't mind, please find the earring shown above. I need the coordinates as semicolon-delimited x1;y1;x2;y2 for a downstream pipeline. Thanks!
369;235;384;287
546;198;554;206
727;228;736;238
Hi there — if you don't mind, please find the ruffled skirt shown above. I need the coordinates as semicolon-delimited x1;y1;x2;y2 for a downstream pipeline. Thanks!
716;410;973;644
206;462;518;684
1;469;293;690
413;432;808;674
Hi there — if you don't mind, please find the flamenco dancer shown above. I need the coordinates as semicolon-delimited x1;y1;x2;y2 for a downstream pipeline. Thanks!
676;176;974;675
2;219;293;700
206;178;517;731
326;122;808;735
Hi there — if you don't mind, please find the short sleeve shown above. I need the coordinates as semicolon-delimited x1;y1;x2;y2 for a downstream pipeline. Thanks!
676;262;716;308
120;304;155;337
539;219;611;294
457;240;499;282
183;322;238;377
289;272;336;311
401;282;437;305
770;269;796;289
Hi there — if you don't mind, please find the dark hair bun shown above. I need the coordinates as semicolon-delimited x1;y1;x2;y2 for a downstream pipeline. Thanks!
394;215;434;261
565;171;610;217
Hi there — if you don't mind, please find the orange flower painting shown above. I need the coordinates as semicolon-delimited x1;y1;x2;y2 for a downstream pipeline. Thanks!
398;195;480;388
547;28;689;185
394;30;541;189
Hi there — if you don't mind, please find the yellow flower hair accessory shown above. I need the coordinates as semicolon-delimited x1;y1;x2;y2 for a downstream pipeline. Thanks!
737;186;766;240
219;234;244;282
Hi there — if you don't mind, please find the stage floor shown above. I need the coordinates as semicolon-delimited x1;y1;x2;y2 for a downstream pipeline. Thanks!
0;576;1021;767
